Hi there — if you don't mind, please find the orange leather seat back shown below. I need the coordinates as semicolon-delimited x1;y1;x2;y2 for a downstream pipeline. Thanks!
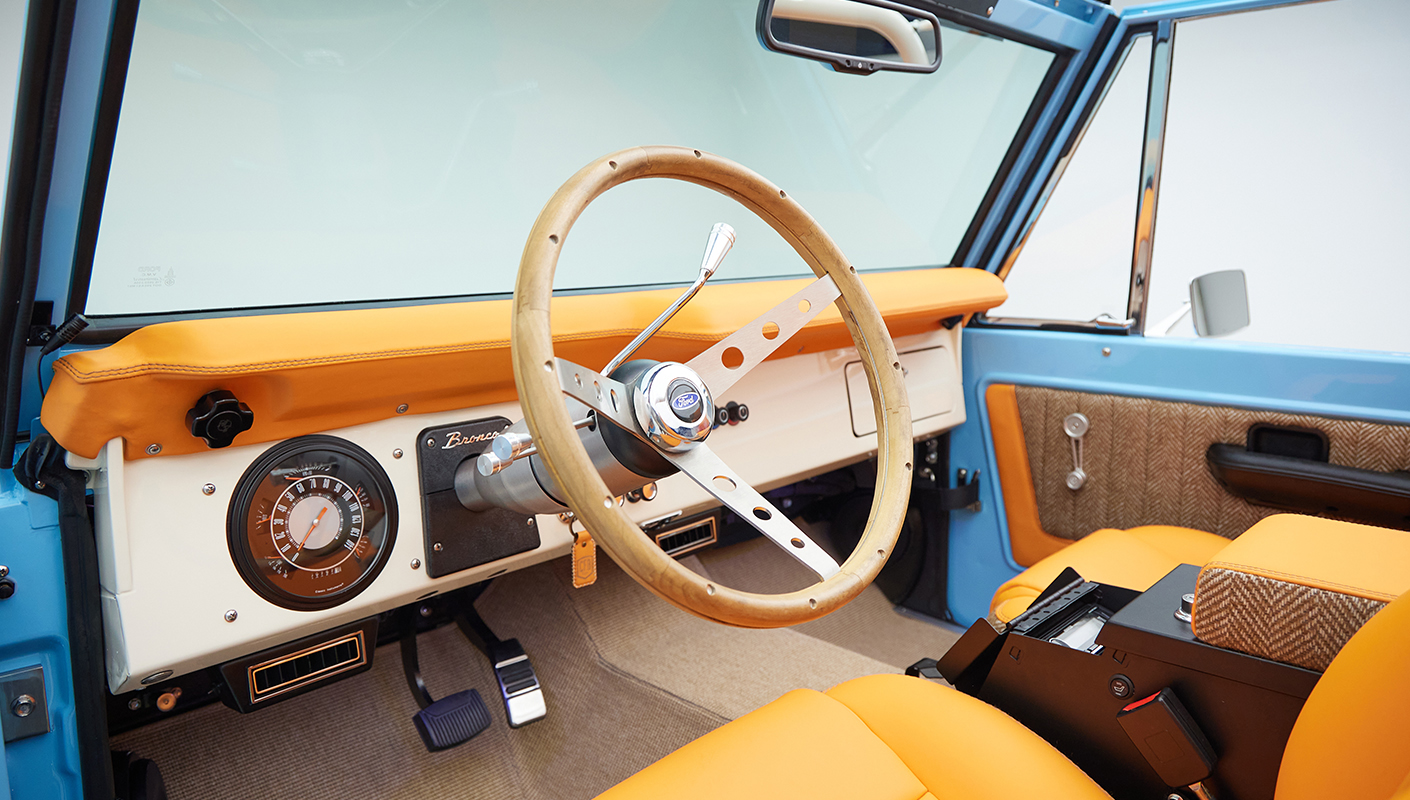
1276;591;1410;800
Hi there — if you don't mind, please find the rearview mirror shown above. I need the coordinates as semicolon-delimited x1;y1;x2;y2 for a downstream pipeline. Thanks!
757;0;942;75
1190;269;1250;337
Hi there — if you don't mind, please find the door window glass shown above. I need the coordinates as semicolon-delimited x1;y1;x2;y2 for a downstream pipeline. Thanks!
996;34;1151;323
1148;0;1410;353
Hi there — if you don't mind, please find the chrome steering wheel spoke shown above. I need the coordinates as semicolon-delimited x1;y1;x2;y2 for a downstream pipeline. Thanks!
553;358;647;442
685;274;841;397
661;443;840;581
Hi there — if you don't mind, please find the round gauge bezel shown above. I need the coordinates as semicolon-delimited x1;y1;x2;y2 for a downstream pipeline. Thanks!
227;435;399;612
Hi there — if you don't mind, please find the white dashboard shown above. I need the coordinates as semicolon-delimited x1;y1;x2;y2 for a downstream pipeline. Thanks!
69;328;965;694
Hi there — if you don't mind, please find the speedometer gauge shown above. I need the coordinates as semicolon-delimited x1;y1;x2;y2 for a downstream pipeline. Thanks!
228;436;397;611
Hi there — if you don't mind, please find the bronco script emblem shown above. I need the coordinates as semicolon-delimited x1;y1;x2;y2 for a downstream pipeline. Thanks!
442;430;499;450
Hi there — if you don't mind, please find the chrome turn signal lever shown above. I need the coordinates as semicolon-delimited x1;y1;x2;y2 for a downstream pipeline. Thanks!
602;222;735;377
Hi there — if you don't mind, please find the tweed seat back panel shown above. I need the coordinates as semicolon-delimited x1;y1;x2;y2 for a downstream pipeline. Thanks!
1013;386;1410;540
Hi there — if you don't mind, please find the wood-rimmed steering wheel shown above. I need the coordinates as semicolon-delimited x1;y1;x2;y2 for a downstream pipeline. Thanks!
511;146;913;628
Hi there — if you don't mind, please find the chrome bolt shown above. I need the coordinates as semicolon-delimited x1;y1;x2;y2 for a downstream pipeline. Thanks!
201;483;216;496
146;443;162;455
33;480;44;490
986;5;994;14
223;609;238;623
410;558;421;569
127;698;142;711
396;404;409;414
419;605;433;618
526;518;535;526
11;694;35;718
426;438;435;448
0;566;8;579
1102;347;1112;357
392;448;404;459
433;543;443;552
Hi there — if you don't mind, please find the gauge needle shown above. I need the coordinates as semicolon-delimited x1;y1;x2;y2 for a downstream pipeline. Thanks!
292;508;328;559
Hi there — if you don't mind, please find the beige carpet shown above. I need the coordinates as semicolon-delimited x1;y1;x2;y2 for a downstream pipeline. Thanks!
112;535;959;799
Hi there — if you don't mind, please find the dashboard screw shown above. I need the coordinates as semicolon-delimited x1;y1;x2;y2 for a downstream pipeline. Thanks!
224;609;238;623
396;404;409;414
419;605;432;618
392;449;404;459
426;438;435;448
410;558;421;570
1102;347;1112;357
0;566;8;578
527;518;535;526
33;480;44;490
11;694;35;718
127;698;142;711
201;483;216;496
146;443;162;455
433;543;443;552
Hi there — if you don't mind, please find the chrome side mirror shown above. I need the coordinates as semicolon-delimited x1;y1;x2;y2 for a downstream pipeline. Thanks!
1190;269;1250;337
757;0;941;75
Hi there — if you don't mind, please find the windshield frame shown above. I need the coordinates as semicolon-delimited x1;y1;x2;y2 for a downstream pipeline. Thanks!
60;0;1073;343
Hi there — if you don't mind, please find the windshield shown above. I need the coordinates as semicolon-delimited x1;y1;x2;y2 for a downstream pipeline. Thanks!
83;0;1055;317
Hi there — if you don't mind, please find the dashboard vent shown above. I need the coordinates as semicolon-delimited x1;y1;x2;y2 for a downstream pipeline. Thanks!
654;516;717;557
249;632;366;703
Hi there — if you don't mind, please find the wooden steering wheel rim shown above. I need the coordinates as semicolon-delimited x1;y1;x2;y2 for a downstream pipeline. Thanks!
511;146;914;628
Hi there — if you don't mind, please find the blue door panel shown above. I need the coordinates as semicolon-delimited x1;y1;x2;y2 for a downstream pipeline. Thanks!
947;327;1410;626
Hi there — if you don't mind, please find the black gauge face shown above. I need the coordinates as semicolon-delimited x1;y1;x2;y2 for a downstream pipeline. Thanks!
228;436;397;611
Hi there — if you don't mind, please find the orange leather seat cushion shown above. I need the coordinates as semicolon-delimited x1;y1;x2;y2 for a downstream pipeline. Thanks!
596;674;1110;800
990;526;1229;623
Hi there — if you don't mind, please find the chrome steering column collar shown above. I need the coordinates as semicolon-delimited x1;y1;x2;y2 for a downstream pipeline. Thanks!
632;362;714;452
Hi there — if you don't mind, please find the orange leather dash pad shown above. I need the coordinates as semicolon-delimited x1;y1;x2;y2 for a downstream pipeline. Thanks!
43;268;1006;460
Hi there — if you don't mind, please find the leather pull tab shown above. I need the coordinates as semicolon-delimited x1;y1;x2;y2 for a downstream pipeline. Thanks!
571;524;597;588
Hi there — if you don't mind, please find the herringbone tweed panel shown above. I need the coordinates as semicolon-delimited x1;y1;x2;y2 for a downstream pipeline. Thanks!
1014;386;1410;539
1194;568;1388;671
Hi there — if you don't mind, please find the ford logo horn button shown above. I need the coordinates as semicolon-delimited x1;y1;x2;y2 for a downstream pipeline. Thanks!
667;379;704;422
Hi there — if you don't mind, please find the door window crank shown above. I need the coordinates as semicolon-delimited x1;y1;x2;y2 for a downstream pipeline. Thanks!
1064;412;1089;491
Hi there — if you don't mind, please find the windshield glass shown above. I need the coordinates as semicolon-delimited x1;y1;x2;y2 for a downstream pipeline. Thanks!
84;0;1054;317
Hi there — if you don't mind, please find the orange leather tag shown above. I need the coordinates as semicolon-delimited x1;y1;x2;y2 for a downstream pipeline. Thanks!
572;525;597;588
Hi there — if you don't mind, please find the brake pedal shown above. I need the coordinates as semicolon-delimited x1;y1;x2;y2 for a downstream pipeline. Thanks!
489;639;546;728
400;613;492;752
412;689;492;752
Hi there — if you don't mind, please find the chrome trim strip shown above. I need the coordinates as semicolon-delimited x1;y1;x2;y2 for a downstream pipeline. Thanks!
1127;19;1175;334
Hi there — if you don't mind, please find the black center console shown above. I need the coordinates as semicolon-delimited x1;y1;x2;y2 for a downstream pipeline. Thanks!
934;565;1320;800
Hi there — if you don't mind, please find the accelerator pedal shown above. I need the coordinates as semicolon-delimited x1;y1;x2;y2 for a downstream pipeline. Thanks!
400;616;491;752
456;610;547;728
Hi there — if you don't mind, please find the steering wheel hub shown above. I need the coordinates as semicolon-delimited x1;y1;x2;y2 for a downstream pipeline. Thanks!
633;362;714;451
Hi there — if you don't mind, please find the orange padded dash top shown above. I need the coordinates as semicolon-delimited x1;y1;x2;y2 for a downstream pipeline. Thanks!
43;268;1006;460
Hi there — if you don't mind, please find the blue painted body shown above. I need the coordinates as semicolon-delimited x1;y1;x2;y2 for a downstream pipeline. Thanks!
0;462;83;799
0;0;1348;792
946;329;1410;625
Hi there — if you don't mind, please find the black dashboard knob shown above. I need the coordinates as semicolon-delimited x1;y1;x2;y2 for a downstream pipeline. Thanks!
186;390;254;449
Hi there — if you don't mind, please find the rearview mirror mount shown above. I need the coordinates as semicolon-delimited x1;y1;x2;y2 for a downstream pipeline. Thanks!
757;0;942;75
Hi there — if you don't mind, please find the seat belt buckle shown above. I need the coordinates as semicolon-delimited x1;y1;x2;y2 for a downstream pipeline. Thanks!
1116;687;1217;788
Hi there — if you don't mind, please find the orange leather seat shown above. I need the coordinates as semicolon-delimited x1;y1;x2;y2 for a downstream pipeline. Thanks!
597;673;1111;800
990;525;1230;622
599;591;1410;800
